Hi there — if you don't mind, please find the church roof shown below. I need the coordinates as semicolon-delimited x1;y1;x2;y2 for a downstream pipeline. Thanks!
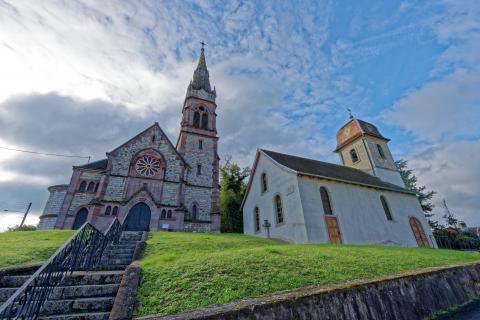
262;149;414;195
186;47;216;102
75;158;108;170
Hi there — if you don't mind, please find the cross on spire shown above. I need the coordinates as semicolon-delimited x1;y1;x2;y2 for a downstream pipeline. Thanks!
347;107;354;119
200;41;207;49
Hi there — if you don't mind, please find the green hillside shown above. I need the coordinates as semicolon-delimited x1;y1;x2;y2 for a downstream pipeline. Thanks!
136;232;480;317
0;230;74;267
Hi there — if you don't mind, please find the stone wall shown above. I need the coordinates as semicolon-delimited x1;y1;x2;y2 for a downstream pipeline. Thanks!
37;185;68;230
139;263;480;320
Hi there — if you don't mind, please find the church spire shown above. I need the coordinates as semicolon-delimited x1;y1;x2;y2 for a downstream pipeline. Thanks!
186;43;216;102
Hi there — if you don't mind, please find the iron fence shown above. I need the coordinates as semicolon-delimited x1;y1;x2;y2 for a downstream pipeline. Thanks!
0;218;124;319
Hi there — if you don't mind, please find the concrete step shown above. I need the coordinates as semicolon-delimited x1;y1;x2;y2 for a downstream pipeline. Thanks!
38;311;110;320
104;258;132;266
59;271;123;286
0;274;30;287
103;248;134;255
48;284;119;300
94;264;128;271
0;287;17;302
40;297;114;316
103;254;133;261
112;244;137;250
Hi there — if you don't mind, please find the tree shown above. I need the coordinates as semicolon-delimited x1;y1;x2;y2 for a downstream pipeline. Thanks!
395;159;437;228
442;199;458;229
219;157;250;233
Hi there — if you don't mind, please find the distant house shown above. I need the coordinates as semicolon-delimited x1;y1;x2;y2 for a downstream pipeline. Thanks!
241;118;435;247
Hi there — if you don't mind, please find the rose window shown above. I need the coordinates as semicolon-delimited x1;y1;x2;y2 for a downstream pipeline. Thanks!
135;156;161;177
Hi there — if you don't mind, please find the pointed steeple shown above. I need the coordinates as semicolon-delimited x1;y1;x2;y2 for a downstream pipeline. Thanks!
186;44;216;102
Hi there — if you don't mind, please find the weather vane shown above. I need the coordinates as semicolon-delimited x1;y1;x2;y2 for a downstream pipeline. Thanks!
200;41;207;49
347;107;354;119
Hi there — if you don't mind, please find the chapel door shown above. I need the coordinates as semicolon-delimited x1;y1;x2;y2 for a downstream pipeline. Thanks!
325;216;342;244
125;202;151;231
409;216;430;247
72;208;88;230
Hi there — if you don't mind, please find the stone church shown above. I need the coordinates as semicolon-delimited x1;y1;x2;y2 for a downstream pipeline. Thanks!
37;48;220;232
242;117;435;247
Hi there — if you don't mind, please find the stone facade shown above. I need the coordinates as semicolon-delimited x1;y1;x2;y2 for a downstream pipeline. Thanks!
38;48;220;233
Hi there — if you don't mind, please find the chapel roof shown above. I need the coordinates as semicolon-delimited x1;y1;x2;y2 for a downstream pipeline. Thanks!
261;149;413;195
335;118;389;151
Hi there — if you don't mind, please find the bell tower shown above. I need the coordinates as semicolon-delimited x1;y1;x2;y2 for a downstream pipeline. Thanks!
176;45;220;220
334;116;405;187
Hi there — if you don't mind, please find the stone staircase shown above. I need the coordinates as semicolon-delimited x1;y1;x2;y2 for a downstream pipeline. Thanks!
0;231;144;320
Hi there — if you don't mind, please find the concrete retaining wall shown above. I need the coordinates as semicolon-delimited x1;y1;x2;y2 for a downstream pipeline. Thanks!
139;262;480;320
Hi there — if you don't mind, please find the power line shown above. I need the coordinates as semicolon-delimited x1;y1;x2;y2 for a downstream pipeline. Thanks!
0;146;90;161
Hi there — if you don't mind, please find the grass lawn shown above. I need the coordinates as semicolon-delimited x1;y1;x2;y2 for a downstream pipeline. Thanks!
136;232;480;317
0;231;74;268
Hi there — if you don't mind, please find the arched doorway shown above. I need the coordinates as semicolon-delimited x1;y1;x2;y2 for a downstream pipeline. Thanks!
125;202;151;231
72;208;88;230
409;216;430;247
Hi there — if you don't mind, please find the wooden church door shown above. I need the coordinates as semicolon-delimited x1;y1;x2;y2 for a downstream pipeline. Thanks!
325;216;342;244
125;202;151;231
72;208;88;230
409;216;430;247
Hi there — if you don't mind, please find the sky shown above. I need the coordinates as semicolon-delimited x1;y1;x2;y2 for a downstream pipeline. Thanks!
0;0;479;230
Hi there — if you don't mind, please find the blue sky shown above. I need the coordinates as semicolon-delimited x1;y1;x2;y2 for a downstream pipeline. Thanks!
0;0;479;229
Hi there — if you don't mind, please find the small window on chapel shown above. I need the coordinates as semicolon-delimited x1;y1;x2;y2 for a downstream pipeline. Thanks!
193;112;200;128
380;196;393;221
320;187;333;215
196;164;202;176
167;210;172;219
198;140;203;150
261;172;268;193
377;144;386;159
161;209;166;219
112;206;118;216
79;181;87;192
105;206;112;216
87;182;95;192
274;195;284;224
350;149;359;163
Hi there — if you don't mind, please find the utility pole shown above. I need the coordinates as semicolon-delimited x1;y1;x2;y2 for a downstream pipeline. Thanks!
19;202;32;227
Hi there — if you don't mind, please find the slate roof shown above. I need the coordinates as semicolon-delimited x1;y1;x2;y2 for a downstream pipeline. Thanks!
262;149;414;195
76;159;108;170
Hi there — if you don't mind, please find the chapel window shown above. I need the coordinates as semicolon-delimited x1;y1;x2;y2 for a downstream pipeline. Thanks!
152;135;156;143
197;164;202;176
112;206;118;216
193;112;200;128
87;182;95;192
167;210;172;219
380;196;393;221
105;206;112;216
254;207;260;232
94;182;99;193
261;172;268;193
377;144;386;159
320;187;333;215
201;113;209;130
79;181;87;192
274;195;284;224
199;139;203;150
350;149;359;163
161;209;166;219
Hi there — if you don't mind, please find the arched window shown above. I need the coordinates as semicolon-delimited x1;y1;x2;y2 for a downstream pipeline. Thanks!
193;112;200;128
261;172;268;193
274;195;284;224
201;113;209;130
192;204;197;221
152;135;156;143
161;209;166;219
254;207;260;232
198;139;203;150
350;149;359;163
197;164;202;176
377;144;386;159
87;182;95;192
105;206;112;215
167;210;172;219
380;196;393;220
94;182;99;193
320;187;333;215
112;206;118;216
79;181;87;192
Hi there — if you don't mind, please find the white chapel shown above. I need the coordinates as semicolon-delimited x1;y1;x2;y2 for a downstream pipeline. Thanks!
241;117;434;247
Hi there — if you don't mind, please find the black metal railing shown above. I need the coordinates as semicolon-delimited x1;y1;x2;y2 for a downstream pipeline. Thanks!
0;218;124;320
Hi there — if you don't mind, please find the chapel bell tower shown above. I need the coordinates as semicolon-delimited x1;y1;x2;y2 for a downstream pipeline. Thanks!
176;44;220;219
334;116;405;187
